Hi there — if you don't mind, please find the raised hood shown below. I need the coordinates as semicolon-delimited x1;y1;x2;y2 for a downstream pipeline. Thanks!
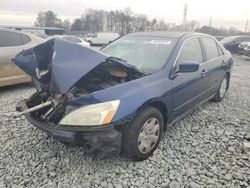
12;39;108;94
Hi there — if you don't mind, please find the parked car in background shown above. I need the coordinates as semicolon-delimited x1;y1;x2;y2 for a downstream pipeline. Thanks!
48;35;90;47
0;28;44;87
220;36;250;53
13;32;233;161
85;32;120;46
33;33;49;39
214;36;226;41
238;41;250;54
241;43;250;57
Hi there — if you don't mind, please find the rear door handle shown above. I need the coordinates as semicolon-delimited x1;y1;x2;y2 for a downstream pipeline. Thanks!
201;69;208;77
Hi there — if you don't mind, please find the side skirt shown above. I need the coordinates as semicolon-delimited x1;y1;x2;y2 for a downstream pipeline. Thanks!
166;93;216;130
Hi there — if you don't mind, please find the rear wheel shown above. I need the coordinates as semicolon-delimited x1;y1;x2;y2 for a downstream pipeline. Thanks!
212;75;229;102
122;107;164;161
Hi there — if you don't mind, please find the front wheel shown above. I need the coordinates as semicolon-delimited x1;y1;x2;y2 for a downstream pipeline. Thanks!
122;107;164;161
212;75;229;102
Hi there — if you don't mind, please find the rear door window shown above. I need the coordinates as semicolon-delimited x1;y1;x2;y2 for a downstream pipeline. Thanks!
201;38;219;61
241;37;250;41
0;31;23;47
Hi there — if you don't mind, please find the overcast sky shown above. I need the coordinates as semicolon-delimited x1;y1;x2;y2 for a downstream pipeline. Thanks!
0;0;250;31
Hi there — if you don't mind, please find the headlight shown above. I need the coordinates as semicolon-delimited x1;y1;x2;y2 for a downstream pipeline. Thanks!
59;100;120;126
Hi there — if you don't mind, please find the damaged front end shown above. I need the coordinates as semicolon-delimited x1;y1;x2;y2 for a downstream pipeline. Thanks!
12;39;144;157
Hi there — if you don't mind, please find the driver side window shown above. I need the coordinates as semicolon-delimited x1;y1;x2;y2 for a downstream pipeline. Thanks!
175;38;203;73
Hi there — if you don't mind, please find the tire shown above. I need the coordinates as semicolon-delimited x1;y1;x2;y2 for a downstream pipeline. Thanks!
212;74;229;102
87;41;92;46
122;107;164;161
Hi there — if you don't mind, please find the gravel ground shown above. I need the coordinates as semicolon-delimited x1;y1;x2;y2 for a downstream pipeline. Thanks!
0;55;250;188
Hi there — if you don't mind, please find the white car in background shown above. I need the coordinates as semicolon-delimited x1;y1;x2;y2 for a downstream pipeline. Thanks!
85;32;120;46
241;42;250;57
48;35;90;47
238;41;250;53
0;28;44;87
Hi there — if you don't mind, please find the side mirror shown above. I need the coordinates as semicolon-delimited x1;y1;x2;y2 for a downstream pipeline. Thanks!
178;61;200;73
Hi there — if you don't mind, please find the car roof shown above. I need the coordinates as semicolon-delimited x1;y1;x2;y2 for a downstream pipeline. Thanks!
126;31;211;39
0;27;39;38
50;35;79;38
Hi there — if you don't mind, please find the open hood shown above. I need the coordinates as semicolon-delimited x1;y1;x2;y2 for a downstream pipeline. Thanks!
12;39;108;93
14;39;146;124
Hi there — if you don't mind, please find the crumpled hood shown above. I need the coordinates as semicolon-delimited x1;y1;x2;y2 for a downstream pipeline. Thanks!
12;38;108;93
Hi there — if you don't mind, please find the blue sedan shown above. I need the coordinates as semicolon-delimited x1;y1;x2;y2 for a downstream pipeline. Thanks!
14;32;233;161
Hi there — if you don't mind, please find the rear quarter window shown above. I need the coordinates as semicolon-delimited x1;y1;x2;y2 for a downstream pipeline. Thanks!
201;38;220;61
21;34;31;44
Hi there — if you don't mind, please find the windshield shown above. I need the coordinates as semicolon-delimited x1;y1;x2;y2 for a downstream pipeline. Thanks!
101;36;177;74
220;36;238;43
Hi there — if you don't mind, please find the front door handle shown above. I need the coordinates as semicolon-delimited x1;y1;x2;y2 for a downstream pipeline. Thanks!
201;69;208;77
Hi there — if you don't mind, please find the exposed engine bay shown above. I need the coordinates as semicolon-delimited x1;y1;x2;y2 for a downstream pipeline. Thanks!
13;39;144;124
25;59;143;124
72;58;143;95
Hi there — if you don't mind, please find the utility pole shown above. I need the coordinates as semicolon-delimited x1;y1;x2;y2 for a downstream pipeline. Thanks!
245;20;248;32
209;17;212;27
182;3;188;31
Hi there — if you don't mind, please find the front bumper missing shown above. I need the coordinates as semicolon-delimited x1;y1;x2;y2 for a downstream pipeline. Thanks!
16;100;122;158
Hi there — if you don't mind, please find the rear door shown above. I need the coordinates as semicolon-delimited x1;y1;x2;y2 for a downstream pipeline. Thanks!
200;37;225;96
172;37;209;118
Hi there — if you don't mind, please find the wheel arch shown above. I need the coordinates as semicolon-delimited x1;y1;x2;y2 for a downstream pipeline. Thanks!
86;40;92;45
135;99;168;129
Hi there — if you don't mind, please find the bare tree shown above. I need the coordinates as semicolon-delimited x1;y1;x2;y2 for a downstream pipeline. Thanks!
71;18;83;31
35;11;61;27
35;10;71;29
70;8;175;35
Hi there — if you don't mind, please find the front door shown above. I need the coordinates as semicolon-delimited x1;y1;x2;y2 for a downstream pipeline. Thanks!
171;37;209;118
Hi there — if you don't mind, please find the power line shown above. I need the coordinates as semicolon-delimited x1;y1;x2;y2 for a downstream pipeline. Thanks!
245;20;248;32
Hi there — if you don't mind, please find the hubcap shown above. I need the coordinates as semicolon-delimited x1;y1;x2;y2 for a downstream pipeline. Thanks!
137;118;160;154
219;78;227;98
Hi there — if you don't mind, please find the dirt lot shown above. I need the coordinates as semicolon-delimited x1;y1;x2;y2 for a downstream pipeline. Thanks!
0;55;249;188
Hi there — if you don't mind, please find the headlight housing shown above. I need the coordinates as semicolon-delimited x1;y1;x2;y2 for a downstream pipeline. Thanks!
59;100;120;126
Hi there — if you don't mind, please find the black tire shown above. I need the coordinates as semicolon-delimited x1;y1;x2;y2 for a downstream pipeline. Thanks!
212;74;229;102
122;107;164;161
87;41;92;46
